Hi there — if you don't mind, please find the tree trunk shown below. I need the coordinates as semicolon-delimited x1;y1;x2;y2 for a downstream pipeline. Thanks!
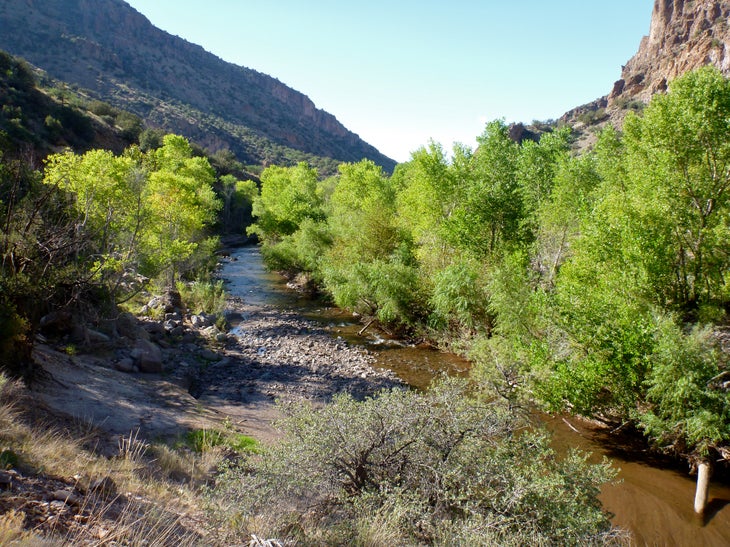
694;460;712;513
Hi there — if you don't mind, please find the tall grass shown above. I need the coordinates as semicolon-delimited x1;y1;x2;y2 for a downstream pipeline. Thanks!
176;280;227;315
0;373;229;545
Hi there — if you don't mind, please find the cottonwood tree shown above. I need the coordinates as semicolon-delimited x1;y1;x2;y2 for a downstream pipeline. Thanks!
142;135;221;286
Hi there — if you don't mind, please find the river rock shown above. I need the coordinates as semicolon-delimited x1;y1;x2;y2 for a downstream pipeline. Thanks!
115;312;139;339
165;312;182;322
52;490;80;506
163;319;180;332
86;329;111;344
130;339;163;373
199;348;221;362
114;358;136;373
143;321;166;337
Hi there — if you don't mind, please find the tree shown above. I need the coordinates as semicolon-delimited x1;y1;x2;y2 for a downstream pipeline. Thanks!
504;69;730;512
442;120;522;258
217;174;257;232
42;148;144;303
639;318;729;513
620;66;730;314
142;135;221;286
247;162;323;245
322;160;421;326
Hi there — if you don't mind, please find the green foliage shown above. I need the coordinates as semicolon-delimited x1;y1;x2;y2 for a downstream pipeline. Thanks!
184;429;260;454
141;135;221;285
260;217;332;277
443;121;522;258
210;380;621;545
639;318;730;457
217;174;257;233
21;134;221;327
247;162;323;244
429;257;491;333
619;66;730;311
0;449;18;470
321;160;423;325
0;298;29;375
176;280;226;316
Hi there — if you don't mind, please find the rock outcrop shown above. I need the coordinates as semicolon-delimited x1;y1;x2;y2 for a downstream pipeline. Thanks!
610;0;730;106
558;1;730;148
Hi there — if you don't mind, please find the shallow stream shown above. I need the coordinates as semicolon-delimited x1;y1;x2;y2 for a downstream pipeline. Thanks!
221;246;730;545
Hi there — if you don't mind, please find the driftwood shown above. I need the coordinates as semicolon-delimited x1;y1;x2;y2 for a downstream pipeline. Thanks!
358;318;375;336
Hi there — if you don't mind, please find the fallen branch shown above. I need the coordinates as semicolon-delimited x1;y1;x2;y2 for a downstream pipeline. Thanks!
358;319;375;336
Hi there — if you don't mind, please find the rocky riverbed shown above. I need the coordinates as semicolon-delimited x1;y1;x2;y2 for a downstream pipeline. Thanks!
30;291;403;449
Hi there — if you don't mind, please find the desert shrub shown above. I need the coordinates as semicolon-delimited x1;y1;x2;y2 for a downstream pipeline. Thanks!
209;380;623;545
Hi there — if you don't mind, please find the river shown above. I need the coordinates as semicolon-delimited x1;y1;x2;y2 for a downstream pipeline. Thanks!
221;246;730;546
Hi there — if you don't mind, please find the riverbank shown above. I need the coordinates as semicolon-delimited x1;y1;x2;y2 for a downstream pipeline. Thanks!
28;293;403;450
0;268;406;542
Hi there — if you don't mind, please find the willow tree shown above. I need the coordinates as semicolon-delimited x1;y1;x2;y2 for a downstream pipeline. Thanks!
619;67;730;513
322;160;420;326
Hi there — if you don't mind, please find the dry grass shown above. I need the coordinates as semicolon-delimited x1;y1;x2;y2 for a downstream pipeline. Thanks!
0;373;227;545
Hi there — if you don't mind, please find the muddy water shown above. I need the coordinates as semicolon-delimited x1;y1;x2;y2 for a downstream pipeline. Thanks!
221;247;730;546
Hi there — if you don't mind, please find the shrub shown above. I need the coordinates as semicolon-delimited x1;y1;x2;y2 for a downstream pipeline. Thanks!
209;380;623;545
185;428;259;454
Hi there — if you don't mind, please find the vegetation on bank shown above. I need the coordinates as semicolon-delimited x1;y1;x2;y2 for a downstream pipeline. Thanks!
248;67;730;509
1;42;728;542
0;51;258;377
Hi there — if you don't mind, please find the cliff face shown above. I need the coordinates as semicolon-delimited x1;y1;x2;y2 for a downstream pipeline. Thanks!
609;0;730;105
0;0;396;171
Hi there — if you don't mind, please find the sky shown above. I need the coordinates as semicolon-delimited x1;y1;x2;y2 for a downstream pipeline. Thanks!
123;0;654;163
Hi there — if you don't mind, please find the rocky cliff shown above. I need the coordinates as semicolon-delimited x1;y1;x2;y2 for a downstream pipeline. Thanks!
0;0;396;172
558;0;730;146
609;0;730;106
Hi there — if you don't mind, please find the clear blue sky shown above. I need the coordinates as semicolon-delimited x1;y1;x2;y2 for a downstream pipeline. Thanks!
124;0;654;163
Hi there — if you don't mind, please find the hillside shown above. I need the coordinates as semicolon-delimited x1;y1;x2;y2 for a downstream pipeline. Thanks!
0;0;396;173
0;51;135;158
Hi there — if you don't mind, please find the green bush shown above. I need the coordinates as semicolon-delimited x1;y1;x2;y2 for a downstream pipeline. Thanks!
209;380;623;545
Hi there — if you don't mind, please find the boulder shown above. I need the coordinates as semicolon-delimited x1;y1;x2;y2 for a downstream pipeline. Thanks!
130;339;163;373
86;329;111;344
142;321;166;337
115;312;140;339
114;358;136;373
199;348;221;362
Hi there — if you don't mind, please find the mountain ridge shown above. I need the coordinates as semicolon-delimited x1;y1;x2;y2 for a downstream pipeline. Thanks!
0;0;396;173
